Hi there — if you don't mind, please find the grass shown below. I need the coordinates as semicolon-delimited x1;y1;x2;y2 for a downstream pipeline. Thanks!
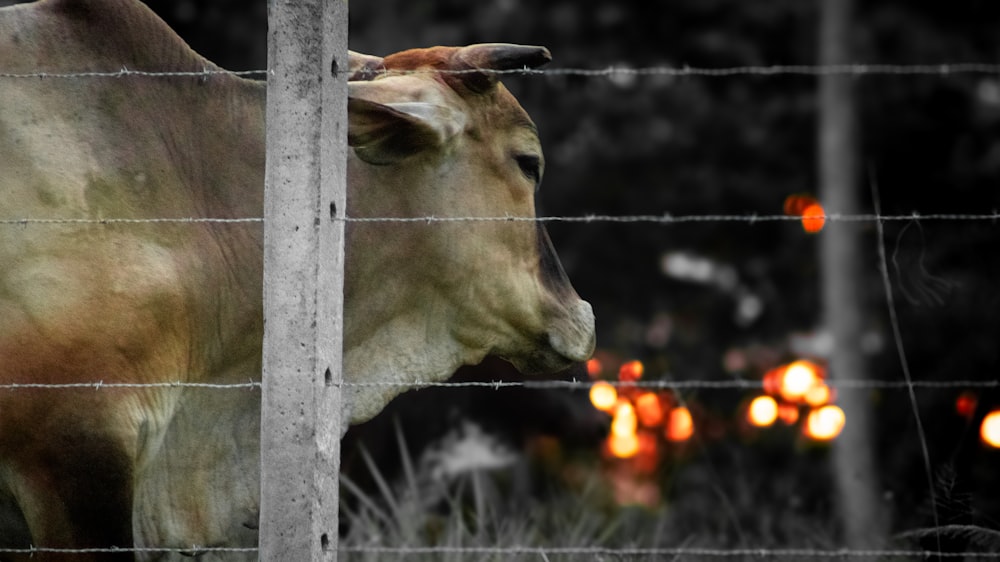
335;429;891;562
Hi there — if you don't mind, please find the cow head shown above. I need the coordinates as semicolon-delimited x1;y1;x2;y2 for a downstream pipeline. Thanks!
343;44;595;422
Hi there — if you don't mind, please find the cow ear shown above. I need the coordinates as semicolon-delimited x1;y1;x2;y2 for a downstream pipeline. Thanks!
347;93;466;165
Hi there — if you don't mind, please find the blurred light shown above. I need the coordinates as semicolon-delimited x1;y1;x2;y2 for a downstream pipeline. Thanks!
763;367;784;396
665;406;694;442
619;360;644;382
779;360;822;403
981;410;1000;448
801;203;826;233
735;294;764;326
804;381;832;407
723;348;748;373
608;63;638;88
977;79;1000;107
778;403;800;425
783;194;818;216
586;358;603;378
805;405;846;441
589;381;618;412
788;330;835;358
634;431;660;473
748;395;778;427
660;252;714;283
635;392;664;427
956;391;978;419
861;330;884;354
608;432;640;458
611;401;637;438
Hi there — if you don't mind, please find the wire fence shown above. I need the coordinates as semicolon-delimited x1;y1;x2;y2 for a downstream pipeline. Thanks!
1;378;998;391
2;211;999;225
3;61;1000;79
1;545;999;558
2;51;999;560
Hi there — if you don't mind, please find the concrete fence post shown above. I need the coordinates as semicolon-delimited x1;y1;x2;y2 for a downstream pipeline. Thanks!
261;0;348;559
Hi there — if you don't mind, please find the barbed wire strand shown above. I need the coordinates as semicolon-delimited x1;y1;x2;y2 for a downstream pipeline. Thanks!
336;546;1000;558
0;217;262;225
0;68;268;79
339;379;1000;390
0;381;260;390
2;211;999;226
3;62;1000;80
0;546;258;555
0;545;996;558
1;378;995;391
382;63;1000;77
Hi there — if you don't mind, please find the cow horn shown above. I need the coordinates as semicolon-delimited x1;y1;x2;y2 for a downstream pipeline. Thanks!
348;51;385;81
451;43;551;93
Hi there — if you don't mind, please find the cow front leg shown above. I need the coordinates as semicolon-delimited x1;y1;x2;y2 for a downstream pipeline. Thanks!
5;430;135;561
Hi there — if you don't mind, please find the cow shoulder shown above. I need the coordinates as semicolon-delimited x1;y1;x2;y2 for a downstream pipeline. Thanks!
27;0;213;73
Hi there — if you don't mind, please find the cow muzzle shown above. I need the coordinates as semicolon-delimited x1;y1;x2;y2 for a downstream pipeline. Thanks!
548;299;596;363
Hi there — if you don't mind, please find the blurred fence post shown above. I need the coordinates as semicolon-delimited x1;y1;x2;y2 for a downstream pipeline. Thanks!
261;0;348;560
818;0;889;552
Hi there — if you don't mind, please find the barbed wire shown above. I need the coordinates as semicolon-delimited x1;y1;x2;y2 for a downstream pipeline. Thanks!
419;62;1000;78
0;381;259;390
3;62;1000;80
340;378;1000;390
0;217;262;225
0;68;268;79
336;545;1000;558
2;211;999;226
0;546;258;556
2;545;996;558
1;378;994;391
335;212;1000;224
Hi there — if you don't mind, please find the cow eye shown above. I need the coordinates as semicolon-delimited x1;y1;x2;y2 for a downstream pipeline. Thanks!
514;154;542;185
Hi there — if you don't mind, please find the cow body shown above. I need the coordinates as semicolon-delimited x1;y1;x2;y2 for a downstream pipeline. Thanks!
0;0;594;557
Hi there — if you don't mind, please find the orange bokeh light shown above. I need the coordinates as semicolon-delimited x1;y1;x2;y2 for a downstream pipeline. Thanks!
778;403;800;425
619;360;644;382
634;431;660;473
784;194;818;216
665;406;694;442
635;392;664;427
611;401;638;437
779;360;822;403
956;391;978;419
608;432;640;458
805;405;846;441
586;358;603;378
981;410;1000;448
804;381;832;407
747;395;779;427
589;381;618;412
801;203;826;233
763;367;784;395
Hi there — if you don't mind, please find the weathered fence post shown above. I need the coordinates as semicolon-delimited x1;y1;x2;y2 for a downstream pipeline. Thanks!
261;0;348;559
818;0;889;552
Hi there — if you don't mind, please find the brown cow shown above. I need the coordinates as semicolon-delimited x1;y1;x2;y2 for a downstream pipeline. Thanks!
0;0;594;557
